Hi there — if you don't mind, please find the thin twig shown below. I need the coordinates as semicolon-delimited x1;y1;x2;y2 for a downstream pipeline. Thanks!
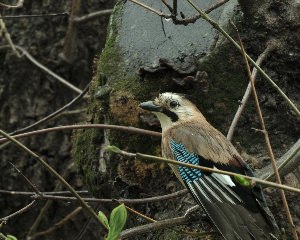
258;139;300;181
128;0;167;17
0;16;21;57
132;0;228;25
0;12;69;19
0;0;24;8
30;189;187;204
29;207;82;239
9;162;42;196
231;21;298;240
120;216;189;239
122;204;156;223
74;204;102;240
0;124;161;144
73;9;113;23
0;188;187;204
0;45;82;93
27;163;74;237
161;0;173;13
172;0;178;17
227;43;276;140
121;201;213;238
185;0;300;117
0;200;36;222
205;0;229;14
134;153;300;194
8;83;89;136
0;129;107;230
0;190;89;196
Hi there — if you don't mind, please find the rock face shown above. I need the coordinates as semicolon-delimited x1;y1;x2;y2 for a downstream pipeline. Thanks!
73;0;299;239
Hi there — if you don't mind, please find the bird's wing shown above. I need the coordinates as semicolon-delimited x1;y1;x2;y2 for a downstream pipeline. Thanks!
162;123;279;240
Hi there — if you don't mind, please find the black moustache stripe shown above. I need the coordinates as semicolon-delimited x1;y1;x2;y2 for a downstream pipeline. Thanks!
162;109;179;122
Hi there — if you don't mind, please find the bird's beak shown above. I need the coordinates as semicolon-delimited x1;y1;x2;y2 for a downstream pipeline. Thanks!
139;101;162;112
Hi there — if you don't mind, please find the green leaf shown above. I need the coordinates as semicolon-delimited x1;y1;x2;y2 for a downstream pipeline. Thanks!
106;204;127;240
0;233;6;240
98;211;110;230
5;235;17;240
105;145;121;154
234;174;252;187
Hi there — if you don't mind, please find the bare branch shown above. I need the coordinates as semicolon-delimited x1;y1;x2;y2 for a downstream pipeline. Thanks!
161;0;173;13
227;42;276;140
0;124;161;144
0;0;24;8
9;162;42;196
73;9;113;23
120;216;189;239
134;153;300;194
0;44;82;93
128;0;168;18
185;0;300;117
0;189;89;196
258;138;300;181
0;200;36;222
9;83;89;136
0;129;106;230
205;0;229;14
0;16;21;57
16;45;82;93
0;12;69;19
0;45;82;93
27;163;74;237
231;21;298;240
30;189;187;204
30;207;82;239
131;0;229;26
122;204;156;223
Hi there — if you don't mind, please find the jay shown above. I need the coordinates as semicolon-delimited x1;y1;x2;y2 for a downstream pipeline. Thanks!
140;92;280;240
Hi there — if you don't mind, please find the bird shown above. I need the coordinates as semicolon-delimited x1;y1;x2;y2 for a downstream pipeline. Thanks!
139;92;280;240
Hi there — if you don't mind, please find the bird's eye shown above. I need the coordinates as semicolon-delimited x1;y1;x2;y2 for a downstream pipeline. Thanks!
169;100;179;108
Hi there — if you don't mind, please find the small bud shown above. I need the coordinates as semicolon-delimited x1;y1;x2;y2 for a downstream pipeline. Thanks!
105;145;122;154
98;211;110;230
234;174;252;187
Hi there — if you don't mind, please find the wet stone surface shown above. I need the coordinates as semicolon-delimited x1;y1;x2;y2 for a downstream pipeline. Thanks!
119;0;224;76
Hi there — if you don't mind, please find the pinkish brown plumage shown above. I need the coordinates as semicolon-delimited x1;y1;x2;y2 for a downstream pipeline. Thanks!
140;92;280;240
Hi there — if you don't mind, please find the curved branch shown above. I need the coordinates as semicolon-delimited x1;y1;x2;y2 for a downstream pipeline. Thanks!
120;216;189;239
135;153;300;194
73;9;113;23
0;45;82;93
0;200;36;222
0;0;24;8
9;83;89;136
0;129;105;229
0;124;161;144
257;139;300;181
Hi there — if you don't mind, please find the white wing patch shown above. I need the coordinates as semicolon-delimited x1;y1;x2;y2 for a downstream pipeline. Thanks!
212;167;236;187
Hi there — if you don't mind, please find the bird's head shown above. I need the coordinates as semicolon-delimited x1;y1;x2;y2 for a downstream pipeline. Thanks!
139;92;205;130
